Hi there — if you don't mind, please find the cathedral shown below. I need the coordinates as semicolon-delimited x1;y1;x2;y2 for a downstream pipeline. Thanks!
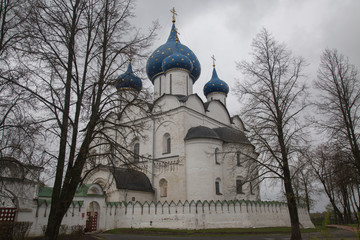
83;12;260;205
0;11;314;236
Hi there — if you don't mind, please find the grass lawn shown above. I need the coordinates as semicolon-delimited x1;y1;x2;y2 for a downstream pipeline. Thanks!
104;227;317;236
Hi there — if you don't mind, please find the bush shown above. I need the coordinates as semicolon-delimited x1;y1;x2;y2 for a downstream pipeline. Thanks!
70;225;84;235
0;221;32;240
60;224;68;235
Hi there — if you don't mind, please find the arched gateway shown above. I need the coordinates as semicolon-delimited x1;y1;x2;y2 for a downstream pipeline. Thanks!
85;201;100;232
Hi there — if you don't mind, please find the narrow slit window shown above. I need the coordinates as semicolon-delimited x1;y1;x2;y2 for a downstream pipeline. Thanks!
163;133;171;154
159;179;168;197
250;182;255;195
159;77;162;96
215;148;220;164
215;178;222;195
236;152;241;166
170;74;172;94
134;143;140;163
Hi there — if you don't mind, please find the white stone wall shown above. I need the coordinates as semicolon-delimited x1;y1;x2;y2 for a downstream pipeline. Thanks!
185;139;223;201
221;143;260;201
21;198;314;237
206;92;227;106
17;196;103;237
153;70;193;99
115;200;314;229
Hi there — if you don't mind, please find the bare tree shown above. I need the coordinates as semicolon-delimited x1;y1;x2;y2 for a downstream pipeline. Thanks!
0;0;43;169
292;158;317;214
315;48;360;197
236;28;308;240
5;0;157;239
308;144;358;224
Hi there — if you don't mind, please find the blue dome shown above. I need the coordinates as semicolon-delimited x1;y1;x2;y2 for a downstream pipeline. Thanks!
146;23;201;83
203;67;229;97
115;62;142;92
161;41;193;73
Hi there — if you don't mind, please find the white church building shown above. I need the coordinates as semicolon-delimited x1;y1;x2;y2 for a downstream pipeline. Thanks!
0;13;314;237
84;18;261;205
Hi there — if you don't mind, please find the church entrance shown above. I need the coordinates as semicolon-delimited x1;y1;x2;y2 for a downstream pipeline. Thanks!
0;189;17;222
85;201;100;232
0;190;17;239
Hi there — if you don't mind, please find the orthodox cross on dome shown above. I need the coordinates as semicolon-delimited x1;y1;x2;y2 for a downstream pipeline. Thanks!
174;27;180;42
211;55;216;68
170;7;177;23
128;47;135;62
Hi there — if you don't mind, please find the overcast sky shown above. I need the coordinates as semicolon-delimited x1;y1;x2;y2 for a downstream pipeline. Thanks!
133;0;360;113
131;0;360;212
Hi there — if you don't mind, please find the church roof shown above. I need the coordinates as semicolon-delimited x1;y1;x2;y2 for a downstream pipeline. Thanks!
161;40;193;74
185;126;251;145
112;168;154;192
115;62;142;92
184;126;221;141
213;127;250;144
146;23;201;83
203;67;229;97
38;184;105;198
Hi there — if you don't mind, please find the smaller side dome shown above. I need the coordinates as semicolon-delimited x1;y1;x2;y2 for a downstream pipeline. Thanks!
115;62;142;92
162;42;193;73
203;67;229;97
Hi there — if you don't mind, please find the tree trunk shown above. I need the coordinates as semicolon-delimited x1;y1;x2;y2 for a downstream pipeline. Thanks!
277;104;302;239
304;181;310;213
44;208;65;240
44;1;80;238
283;166;302;240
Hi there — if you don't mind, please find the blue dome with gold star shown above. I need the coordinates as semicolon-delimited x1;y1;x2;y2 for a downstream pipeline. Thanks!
203;67;229;97
146;23;201;83
162;41;193;73
115;62;142;92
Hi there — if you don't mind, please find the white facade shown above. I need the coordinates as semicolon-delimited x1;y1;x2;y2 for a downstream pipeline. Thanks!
83;91;261;204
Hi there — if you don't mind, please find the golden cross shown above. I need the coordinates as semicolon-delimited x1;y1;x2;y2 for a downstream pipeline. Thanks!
211;55;216;68
170;7;177;23
175;27;180;36
129;47;134;62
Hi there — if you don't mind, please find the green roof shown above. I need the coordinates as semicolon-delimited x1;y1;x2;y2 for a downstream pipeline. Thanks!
75;184;93;197
38;186;53;197
38;184;104;198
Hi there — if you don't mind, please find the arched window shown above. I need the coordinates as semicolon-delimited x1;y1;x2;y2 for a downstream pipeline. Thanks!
215;178;222;195
236;152;241;166
236;177;244;194
159;178;168;197
215;148;220;164
134;142;140;163
88;185;103;195
163;133;171;154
